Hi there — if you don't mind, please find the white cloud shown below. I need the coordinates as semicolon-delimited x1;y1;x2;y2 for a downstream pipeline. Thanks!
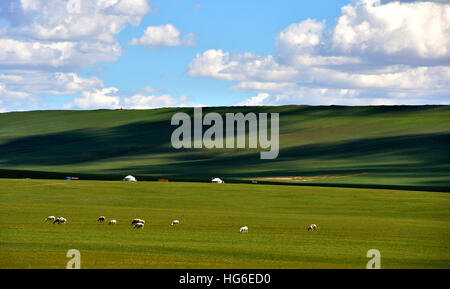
0;0;151;69
0;0;152;111
230;81;291;92
67;87;120;109
276;19;361;67
0;83;31;99
187;0;450;105
236;93;271;106
188;49;299;81
278;19;325;53
0;70;104;111
123;93;194;109
332;0;450;62
188;49;236;80
129;24;196;48
0;38;121;70
0;83;36;110
236;85;445;106
0;70;103;95
1;0;150;42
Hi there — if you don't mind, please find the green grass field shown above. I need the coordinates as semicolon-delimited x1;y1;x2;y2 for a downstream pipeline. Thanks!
0;106;449;268
0;178;448;269
1;106;449;191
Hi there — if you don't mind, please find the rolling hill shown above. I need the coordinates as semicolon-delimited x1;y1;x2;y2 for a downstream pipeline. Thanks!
0;105;449;191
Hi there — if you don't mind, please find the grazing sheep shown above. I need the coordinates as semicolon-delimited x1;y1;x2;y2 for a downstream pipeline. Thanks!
307;224;319;231
98;216;105;222
171;220;179;226
53;217;67;224
239;226;248;233
108;220;117;225
131;218;143;225
134;222;144;229
46;216;56;222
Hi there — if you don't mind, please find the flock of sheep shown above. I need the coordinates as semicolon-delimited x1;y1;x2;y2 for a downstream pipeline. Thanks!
46;215;319;232
45;215;178;229
45;216;66;224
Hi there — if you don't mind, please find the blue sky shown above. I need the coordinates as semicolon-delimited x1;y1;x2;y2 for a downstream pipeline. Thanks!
0;0;449;112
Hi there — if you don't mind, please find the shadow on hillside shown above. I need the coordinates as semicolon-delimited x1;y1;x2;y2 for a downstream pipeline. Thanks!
0;120;174;165
0;113;449;190
105;132;450;182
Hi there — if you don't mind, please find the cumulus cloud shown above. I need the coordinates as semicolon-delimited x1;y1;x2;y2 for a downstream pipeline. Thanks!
0;0;150;69
331;0;450;63
188;0;450;105
61;85;200;110
0;0;151;111
239;86;443;106
235;93;271;106
0;0;150;42
0;38;121;70
0;83;36;110
0;83;31;99
129;24;196;48
230;81;291;92
188;49;299;81
67;87;121;109
0;70;104;111
0;70;103;95
278;19;325;54
123;93;196;109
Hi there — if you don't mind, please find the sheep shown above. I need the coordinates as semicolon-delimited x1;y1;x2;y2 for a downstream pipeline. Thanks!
108;220;117;225
131;218;143;225
98;216;105;222
131;219;145;225
134;222;144;229
239;226;248;233
53;217;67;224
307;224;319;231
45;216;56;222
171;220;179;226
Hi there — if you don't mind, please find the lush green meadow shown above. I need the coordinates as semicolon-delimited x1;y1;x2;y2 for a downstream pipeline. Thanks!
0;178;448;269
0;106;449;191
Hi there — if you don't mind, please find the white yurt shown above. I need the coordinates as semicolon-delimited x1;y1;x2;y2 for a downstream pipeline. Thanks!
211;178;224;183
123;175;137;182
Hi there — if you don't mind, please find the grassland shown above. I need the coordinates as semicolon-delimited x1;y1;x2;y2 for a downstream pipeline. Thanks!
0;178;448;269
0;105;449;191
0;106;448;268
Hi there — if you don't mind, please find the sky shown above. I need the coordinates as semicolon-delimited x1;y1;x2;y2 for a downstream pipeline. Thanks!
0;0;449;112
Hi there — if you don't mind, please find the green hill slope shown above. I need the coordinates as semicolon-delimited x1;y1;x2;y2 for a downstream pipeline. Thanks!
0;105;449;191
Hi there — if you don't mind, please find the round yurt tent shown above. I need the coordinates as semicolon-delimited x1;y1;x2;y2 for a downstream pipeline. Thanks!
123;175;137;182
211;178;224;183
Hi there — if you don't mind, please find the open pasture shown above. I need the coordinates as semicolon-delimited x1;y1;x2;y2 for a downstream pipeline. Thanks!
0;178;448;268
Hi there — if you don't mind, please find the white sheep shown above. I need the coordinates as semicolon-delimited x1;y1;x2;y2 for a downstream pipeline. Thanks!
134;222;144;229
108;220;117;225
171;220;179;226
46;216;56;222
53;217;67;224
239;226;248;233
307;224;319;231
131;218;145;225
